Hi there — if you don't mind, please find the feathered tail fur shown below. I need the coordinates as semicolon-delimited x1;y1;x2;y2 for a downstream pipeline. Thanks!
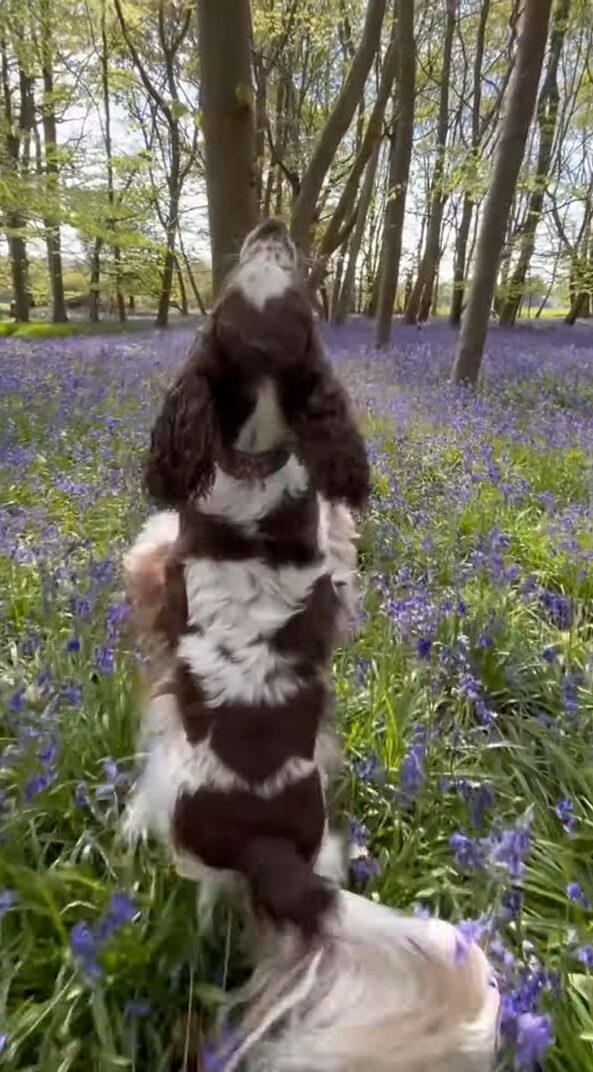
214;891;499;1072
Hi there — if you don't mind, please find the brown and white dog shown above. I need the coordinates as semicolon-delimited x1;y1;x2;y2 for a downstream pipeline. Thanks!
124;219;500;1071
123;218;368;935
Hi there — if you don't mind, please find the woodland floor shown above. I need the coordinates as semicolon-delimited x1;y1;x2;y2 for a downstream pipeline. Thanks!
2;319;593;1070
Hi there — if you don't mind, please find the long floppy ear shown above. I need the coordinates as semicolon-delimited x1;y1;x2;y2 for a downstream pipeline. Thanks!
286;342;370;510
144;340;218;509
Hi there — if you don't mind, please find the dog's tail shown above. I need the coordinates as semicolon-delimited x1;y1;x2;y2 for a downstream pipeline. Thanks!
215;890;499;1072
240;836;337;938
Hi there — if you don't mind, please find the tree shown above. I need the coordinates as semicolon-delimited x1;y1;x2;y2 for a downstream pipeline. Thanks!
374;0;416;346
499;0;571;327
115;0;198;327
0;30;33;321
37;0;67;322
404;0;455;325
289;0;387;256
197;0;258;298
452;0;554;387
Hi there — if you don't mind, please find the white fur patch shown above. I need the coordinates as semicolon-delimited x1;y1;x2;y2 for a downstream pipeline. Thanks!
236;379;288;452
179;553;327;706
200;455;309;525
123;510;180;575
235;250;292;311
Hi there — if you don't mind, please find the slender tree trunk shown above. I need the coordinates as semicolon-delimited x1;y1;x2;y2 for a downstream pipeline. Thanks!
198;0;258;297
452;0;553;385
156;176;180;328
499;0;570;327
89;237;102;322
374;0;416;346
39;0;67;323
450;0;491;325
333;138;382;325
404;0;455;326
175;258;189;315
290;0;387;255
6;228;30;321
178;230;207;314
101;0;125;324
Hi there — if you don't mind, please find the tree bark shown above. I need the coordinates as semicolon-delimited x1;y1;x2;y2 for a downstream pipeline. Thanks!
374;0;416;347
333;137;382;325
89;237;102;322
452;0;553;386
39;0;67;323
404;0;455;326
499;0;570;326
100;0;125;323
290;0;387;255
197;0;258;297
450;0;491;326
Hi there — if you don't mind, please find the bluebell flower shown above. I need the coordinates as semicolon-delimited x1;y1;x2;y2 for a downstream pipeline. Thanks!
70;922;101;979
107;892;137;925
575;945;593;968
555;797;576;833
64;684;83;705
75;781;89;808
353;753;385;784
566;882;591;908
399;740;426;802
416;636;433;659
0;889;17;917
450;831;486;871
24;768;57;803
541;646;557;664
350;854;381;887
93;645;115;675
0;1034;6;1054
515;1013;554;1071
66;637;80;653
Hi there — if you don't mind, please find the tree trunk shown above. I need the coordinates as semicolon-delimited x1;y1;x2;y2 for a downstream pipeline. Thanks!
39;0;67;323
178;230;207;314
499;0;570;327
197;0;258;297
450;0;491;326
333;138;382;325
6;227;30;321
452;0;553;386
101;0;125;324
89;237;102;322
374;0;416;346
176;258;189;315
290;0;387;255
404;0;455;326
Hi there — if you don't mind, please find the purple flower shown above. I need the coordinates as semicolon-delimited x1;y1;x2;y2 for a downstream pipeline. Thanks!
490;816;531;881
515;1013;554;1071
66;637;81;653
75;780;89;808
350;854;381;887
575;945;593;968
450;831;486;871
567;882;591;908
399;740;426;802
454;917;489;962
70;922;101;980
0;1034;6;1054
108;892;137;925
353;753;385;784
541;646;557;664
24;768;57;803
416;635;433;659
0;889;17;917
93;645;115;675
555;797;576;833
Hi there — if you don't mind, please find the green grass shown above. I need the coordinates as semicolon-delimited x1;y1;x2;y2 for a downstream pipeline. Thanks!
0;320;161;340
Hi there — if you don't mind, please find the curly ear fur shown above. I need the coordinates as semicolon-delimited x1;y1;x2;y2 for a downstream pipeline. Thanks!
287;351;370;510
144;342;218;509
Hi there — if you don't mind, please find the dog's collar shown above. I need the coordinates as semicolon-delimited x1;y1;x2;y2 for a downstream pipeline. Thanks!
216;446;291;482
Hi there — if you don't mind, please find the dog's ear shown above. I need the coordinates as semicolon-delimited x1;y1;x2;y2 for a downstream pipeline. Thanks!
144;337;218;508
286;337;370;510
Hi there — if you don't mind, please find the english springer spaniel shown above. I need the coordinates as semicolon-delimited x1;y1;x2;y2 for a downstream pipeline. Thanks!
124;218;369;936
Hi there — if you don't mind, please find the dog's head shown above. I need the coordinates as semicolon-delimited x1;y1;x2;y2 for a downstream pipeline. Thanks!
144;218;369;510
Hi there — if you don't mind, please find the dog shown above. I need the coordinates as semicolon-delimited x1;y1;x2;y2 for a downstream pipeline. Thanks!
123;218;369;936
